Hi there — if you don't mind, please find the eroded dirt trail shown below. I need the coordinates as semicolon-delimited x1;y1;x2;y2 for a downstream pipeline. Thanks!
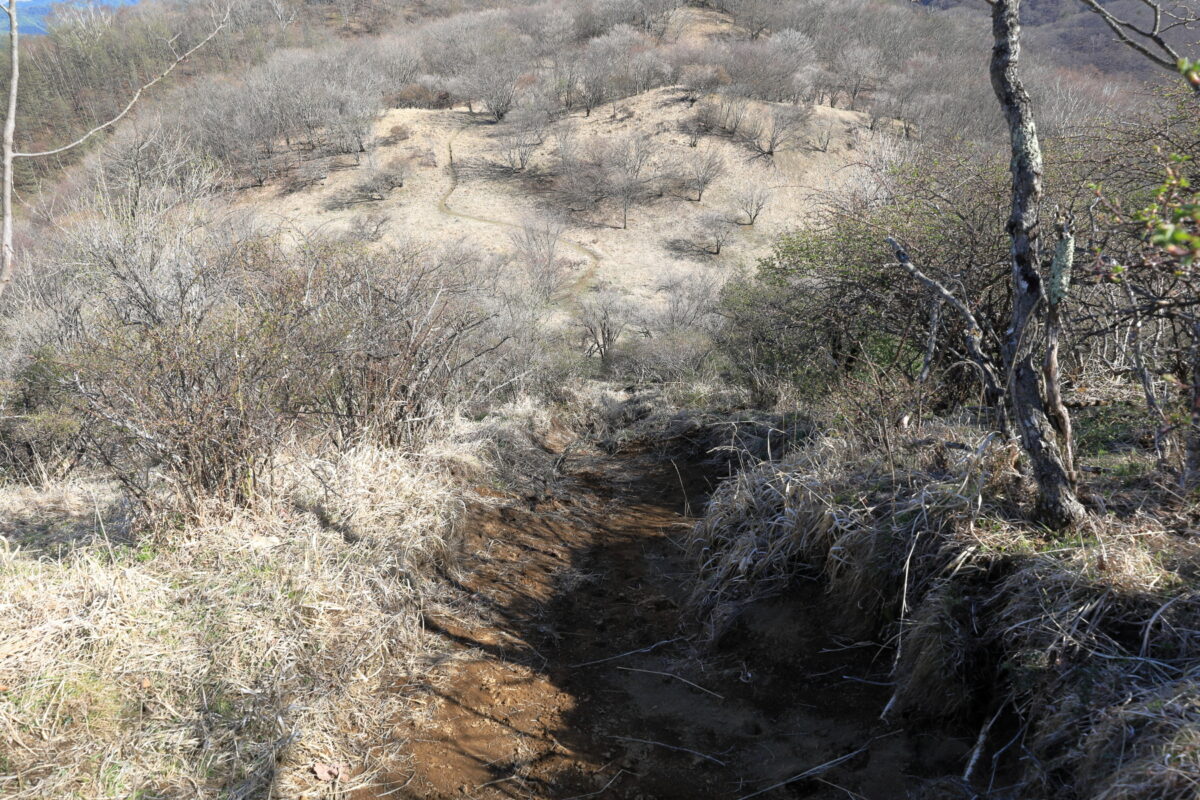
388;445;966;799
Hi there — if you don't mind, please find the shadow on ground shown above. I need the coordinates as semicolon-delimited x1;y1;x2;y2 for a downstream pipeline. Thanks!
375;442;972;799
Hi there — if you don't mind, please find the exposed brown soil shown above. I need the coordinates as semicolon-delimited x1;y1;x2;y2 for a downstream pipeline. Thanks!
381;443;969;799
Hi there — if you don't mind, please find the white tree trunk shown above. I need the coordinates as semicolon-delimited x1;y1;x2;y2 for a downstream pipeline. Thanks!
2;0;19;301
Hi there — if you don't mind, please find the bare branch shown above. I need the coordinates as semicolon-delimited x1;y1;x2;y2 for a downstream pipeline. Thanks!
1077;0;1195;77
14;6;231;159
887;235;1008;429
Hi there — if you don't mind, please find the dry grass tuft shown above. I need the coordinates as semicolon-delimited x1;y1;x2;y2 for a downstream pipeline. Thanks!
683;416;1200;798
1078;677;1200;800
684;427;1007;639
445;397;563;493
0;439;472;798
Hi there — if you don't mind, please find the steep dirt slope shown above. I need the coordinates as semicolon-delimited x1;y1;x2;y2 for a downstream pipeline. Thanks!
375;439;968;799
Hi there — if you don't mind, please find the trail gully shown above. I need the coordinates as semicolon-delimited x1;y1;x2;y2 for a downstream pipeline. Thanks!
379;439;966;799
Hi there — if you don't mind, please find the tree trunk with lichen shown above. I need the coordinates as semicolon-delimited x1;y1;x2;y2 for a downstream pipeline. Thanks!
990;0;1086;529
1044;223;1076;485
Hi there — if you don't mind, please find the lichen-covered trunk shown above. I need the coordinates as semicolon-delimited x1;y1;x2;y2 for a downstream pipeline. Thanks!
1044;228;1077;484
1187;319;1200;485
990;0;1085;529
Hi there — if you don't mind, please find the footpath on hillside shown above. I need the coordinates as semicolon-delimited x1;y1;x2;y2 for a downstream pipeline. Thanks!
377;440;966;799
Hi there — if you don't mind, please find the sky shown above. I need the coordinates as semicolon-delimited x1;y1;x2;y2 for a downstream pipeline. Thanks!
23;0;138;34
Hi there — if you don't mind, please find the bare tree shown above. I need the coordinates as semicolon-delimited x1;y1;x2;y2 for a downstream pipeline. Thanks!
1;1;230;303
746;106;810;159
717;94;751;137
721;30;815;102
577;288;631;370
688;211;736;255
578;53;610;117
721;0;776;39
633;0;683;39
509;217;576;303
733;183;771;225
606;133;661;229
989;0;1086;528
465;35;529;122
837;45;882;111
680;64;727;106
683;147;726;201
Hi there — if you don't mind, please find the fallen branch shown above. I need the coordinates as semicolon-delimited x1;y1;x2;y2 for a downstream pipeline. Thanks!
570;637;684;668
14;7;232;159
963;703;1005;783
561;769;629;800
609;735;727;767
733;744;872;800
616;666;724;699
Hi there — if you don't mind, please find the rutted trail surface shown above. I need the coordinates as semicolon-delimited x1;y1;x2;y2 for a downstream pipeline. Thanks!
387;440;966;799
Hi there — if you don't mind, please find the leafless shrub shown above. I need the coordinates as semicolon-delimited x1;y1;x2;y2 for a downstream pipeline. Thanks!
328;159;407;208
733;183;771;225
745;106;811;159
388;82;447;109
0;398;84;486
27;153;494;513
812;119;834;152
650;268;724;333
576;288;633;371
494;118;545;173
508;217;577;303
344;211;390;243
360;158;408;198
282;159;330;194
382;123;412;145
682;146;726;202
692;100;721;135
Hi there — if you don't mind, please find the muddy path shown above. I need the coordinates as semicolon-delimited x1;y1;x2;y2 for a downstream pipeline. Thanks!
384;443;968;799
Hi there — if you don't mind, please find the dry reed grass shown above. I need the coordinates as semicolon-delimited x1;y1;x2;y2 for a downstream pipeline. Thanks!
0;438;473;798
683;418;1200;798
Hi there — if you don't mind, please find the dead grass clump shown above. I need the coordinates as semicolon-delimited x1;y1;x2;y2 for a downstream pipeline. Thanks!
444;397;563;494
684;435;867;638
555;379;803;465
685;428;1005;640
0;438;468;798
888;585;979;720
1077;678;1200;800
988;536;1200;795
686;412;1200;797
